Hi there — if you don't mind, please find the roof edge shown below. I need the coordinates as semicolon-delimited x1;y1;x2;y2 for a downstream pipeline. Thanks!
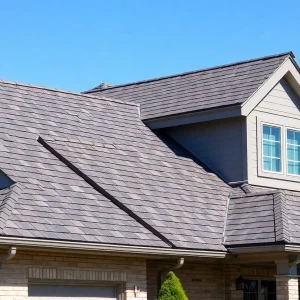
0;79;138;108
85;51;294;93
0;236;228;258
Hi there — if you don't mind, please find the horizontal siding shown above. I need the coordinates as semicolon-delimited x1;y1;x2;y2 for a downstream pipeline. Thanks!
247;77;300;190
166;117;247;183
255;78;300;119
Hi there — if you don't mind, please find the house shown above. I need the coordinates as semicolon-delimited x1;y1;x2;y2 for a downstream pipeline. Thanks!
0;51;300;300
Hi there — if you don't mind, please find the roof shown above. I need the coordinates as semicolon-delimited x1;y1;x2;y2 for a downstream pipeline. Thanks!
85;52;294;120
0;80;231;251
224;184;300;247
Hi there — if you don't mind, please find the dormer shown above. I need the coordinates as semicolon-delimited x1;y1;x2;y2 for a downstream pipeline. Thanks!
86;52;300;191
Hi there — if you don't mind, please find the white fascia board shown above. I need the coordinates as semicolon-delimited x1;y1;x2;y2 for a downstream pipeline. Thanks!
0;236;227;258
145;106;241;129
228;244;300;254
227;245;286;254
241;58;300;116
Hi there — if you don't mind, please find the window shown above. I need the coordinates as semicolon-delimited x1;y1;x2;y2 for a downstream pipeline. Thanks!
262;125;281;172
287;129;300;175
243;279;276;300
244;280;258;300
261;281;276;300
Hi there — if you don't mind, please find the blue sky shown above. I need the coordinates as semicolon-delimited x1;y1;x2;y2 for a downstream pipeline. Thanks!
1;0;300;92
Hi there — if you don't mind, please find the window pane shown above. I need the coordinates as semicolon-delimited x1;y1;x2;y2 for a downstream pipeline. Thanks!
270;127;280;141
263;125;270;140
263;141;271;156
273;142;281;158
295;162;300;175
295;131;300;145
296;146;300;161
287;130;294;144
249;294;256;300
264;157;271;171
272;158;281;172
288;162;295;174
287;144;294;160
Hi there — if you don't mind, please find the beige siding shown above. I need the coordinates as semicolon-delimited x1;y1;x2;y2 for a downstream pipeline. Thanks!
247;77;300;190
166;117;247;183
255;79;300;118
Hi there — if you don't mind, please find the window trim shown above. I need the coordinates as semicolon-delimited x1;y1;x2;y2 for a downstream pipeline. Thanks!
261;124;283;174
257;117;300;182
286;127;300;176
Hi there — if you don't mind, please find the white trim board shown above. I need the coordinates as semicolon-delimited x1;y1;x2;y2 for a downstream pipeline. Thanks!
242;58;300;116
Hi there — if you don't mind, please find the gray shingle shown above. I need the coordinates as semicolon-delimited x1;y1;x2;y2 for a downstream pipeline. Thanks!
0;80;230;251
87;52;292;120
224;189;293;246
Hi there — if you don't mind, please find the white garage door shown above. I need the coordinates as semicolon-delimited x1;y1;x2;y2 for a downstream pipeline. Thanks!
28;284;117;300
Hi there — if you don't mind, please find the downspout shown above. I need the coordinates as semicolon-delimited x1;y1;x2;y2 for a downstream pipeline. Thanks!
0;246;16;270
157;258;184;294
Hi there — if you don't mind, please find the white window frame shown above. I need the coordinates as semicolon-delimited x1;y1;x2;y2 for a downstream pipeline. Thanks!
286;127;300;176
257;116;300;182
261;124;283;174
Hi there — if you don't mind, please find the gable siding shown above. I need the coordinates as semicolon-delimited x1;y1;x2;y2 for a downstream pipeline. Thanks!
255;78;300;117
247;78;300;190
165;117;247;183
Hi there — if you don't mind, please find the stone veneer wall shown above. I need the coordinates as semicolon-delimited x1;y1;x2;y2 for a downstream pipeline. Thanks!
0;249;147;300
147;260;276;300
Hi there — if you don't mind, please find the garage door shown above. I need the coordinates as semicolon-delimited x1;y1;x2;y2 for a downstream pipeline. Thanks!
28;284;117;300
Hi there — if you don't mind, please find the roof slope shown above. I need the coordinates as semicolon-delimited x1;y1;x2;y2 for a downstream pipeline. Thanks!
224;190;289;245
224;184;300;247
0;80;231;250
86;52;292;120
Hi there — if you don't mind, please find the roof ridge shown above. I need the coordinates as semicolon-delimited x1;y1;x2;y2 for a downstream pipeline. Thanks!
0;79;138;108
0;183;22;234
85;51;294;93
273;191;290;243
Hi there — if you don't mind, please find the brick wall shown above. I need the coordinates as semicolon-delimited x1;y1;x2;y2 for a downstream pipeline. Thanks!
147;260;225;300
147;260;276;300
224;264;276;300
0;249;279;300
0;250;147;300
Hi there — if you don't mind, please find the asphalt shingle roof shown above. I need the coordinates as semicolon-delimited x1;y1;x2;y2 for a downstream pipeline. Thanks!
224;185;299;247
86;52;292;120
0;80;231;250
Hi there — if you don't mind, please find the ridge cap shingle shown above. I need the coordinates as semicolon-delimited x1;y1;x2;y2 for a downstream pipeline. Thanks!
0;79;138;108
85;51;294;93
273;190;290;243
0;183;22;234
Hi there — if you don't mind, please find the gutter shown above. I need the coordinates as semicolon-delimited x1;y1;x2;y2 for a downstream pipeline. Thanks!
227;244;300;254
0;237;227;258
